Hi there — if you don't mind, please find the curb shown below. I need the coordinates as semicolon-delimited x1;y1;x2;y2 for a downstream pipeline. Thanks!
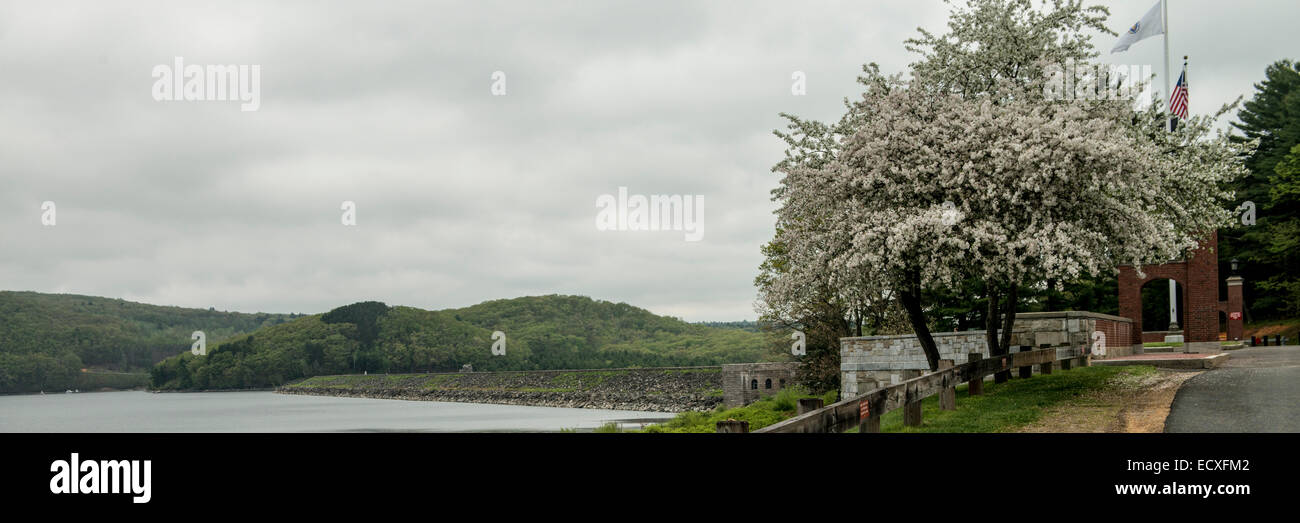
1092;352;1230;370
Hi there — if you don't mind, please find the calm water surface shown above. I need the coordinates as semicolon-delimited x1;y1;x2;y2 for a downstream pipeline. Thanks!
0;391;677;432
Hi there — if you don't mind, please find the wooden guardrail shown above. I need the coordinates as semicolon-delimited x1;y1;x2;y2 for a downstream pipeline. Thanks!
748;346;1089;433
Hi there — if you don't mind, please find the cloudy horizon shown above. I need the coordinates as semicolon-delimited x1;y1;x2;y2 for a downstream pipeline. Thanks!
2;0;1295;321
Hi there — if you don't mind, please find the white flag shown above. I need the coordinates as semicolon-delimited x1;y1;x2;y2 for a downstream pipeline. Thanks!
1111;1;1164;53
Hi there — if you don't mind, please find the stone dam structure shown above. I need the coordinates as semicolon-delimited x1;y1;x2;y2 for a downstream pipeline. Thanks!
280;362;802;412
279;367;728;412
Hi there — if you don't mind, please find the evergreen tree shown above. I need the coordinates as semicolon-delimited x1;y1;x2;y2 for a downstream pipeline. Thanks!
1260;143;1300;315
1225;60;1300;320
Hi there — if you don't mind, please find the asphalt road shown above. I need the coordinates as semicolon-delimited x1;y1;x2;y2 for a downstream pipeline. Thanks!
1164;345;1300;432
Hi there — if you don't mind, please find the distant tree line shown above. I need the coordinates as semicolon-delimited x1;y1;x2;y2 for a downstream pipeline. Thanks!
0;291;298;393
150;296;771;390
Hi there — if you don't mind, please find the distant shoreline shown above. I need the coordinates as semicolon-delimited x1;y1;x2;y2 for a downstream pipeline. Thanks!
0;386;278;396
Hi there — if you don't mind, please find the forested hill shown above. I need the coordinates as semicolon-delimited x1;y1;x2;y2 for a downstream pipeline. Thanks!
0;291;299;393
150;295;770;390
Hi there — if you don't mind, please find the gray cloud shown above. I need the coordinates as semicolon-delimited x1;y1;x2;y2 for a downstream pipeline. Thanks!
0;1;1292;320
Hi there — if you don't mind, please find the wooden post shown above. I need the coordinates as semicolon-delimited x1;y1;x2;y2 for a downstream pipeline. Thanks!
903;370;922;427
994;350;1011;383
939;360;956;411
1018;346;1033;379
1061;357;1073;371
858;397;880;434
716;420;749;433
968;353;984;396
797;398;824;416
903;401;922;427
1041;360;1053;375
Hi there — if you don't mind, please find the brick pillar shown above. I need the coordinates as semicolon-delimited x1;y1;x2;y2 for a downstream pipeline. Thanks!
1183;233;1219;345
1226;276;1244;341
1118;266;1144;347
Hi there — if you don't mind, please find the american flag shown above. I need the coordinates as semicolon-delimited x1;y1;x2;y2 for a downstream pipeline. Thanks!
1169;69;1189;121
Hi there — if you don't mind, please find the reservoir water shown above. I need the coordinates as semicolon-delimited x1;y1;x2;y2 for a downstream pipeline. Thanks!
0;390;677;432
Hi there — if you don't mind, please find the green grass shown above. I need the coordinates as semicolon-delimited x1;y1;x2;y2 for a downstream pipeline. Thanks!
837;365;1158;433
638;387;838;433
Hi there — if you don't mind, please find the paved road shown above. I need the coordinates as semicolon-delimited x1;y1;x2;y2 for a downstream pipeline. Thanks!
1165;345;1300;432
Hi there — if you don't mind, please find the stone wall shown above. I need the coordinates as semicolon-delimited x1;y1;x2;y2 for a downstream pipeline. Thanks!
722;362;798;408
840;311;1134;397
279;366;724;412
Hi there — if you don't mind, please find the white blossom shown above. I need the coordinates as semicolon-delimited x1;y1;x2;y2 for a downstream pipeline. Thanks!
759;0;1250;368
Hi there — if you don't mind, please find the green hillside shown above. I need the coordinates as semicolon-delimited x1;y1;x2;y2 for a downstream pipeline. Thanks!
150;295;769;391
0;291;298;393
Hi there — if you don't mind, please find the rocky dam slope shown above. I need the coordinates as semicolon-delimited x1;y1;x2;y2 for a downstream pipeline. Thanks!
277;367;724;412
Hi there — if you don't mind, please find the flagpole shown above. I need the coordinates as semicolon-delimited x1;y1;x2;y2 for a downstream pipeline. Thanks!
1163;0;1178;331
1163;0;1172;132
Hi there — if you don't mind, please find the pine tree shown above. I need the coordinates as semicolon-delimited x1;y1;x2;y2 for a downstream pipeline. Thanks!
1224;60;1300;319
1260;143;1300;315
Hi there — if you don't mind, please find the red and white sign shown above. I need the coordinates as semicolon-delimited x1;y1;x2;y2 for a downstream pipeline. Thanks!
858;398;871;420
1229;312;1242;320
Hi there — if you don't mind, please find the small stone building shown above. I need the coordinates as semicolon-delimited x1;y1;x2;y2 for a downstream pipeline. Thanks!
721;362;798;408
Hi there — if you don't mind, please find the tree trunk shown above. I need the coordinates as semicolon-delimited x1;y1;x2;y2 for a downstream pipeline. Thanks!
985;291;1003;356
986;288;1010;383
897;286;941;371
999;284;1018;354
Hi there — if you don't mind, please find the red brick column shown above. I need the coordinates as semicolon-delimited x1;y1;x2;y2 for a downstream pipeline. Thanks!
1118;266;1144;347
1182;233;1219;344
1226;276;1244;341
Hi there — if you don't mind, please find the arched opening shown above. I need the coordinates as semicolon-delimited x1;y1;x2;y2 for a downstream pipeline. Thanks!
750;379;758;390
1140;278;1185;333
764;378;772;389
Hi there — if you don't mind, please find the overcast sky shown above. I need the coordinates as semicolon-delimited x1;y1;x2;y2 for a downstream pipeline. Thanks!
1;0;1294;321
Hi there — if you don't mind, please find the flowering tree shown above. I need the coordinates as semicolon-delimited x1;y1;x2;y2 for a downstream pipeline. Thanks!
760;0;1248;372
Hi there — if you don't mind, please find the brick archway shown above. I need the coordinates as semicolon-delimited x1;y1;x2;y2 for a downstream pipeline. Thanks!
1117;232;1243;352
